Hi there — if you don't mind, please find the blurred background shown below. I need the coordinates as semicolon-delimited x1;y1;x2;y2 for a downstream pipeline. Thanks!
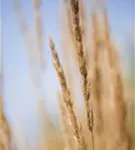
1;0;134;149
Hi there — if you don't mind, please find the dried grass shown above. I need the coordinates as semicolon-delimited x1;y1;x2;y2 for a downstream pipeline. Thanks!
0;96;12;150
49;38;87;150
2;0;133;150
69;0;93;138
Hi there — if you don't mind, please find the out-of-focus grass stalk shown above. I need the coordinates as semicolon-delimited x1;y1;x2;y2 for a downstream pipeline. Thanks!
13;0;46;110
13;0;39;88
13;2;53;149
90;12;105;150
32;0;45;70
0;55;12;150
94;1;130;149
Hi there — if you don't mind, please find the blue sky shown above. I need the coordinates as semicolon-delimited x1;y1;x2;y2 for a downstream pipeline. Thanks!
2;0;134;143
